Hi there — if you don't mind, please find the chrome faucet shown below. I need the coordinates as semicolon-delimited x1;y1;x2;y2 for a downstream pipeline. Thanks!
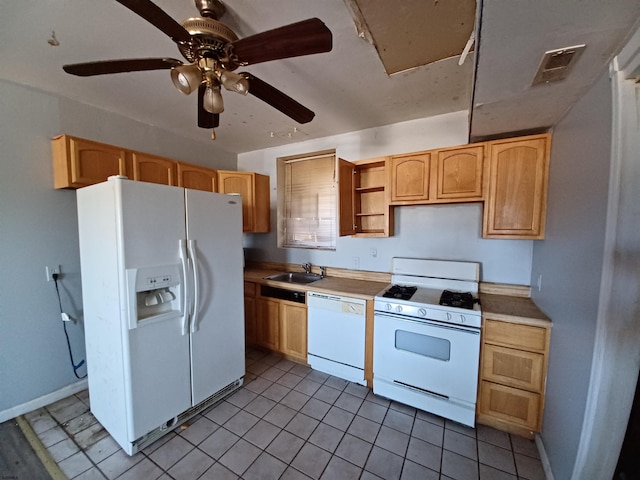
320;266;326;278
302;262;312;274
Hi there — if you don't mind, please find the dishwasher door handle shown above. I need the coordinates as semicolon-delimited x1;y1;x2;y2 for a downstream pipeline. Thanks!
308;292;342;301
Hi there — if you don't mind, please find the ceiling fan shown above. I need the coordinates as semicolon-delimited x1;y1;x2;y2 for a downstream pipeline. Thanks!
62;0;333;139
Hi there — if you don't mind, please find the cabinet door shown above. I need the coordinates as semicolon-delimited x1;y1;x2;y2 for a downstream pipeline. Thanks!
482;344;545;392
389;152;430;204
256;298;279;350
280;303;307;362
218;172;254;232
478;381;541;431
484;319;548;352
244;282;257;345
338;158;356;236
53;135;127;188
178;162;217;192
131;153;176;186
483;134;550;239
435;145;484;201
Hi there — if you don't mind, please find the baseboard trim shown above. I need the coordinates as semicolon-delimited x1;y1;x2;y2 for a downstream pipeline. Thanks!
536;433;554;480
0;379;88;423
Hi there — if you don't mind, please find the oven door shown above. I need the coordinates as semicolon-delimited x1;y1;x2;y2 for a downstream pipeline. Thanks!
373;312;481;403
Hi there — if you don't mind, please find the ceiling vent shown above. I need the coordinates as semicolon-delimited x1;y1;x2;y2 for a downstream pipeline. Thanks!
532;44;585;85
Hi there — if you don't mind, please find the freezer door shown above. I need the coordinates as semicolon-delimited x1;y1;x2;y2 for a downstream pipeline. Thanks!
185;190;246;404
118;181;192;439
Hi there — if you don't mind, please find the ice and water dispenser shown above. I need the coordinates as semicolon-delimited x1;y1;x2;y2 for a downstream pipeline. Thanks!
126;264;183;328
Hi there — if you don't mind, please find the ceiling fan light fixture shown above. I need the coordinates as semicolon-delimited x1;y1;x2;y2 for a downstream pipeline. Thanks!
171;64;202;94
203;84;224;113
220;70;249;95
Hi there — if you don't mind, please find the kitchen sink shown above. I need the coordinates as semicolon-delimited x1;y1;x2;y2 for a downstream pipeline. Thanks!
265;272;323;284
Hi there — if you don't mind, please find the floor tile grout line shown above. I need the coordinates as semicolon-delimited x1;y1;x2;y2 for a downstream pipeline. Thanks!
43;400;107;479
27;349;545;480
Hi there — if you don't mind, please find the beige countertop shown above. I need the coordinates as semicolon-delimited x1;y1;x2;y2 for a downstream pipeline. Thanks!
244;268;388;300
245;267;551;325
480;293;551;327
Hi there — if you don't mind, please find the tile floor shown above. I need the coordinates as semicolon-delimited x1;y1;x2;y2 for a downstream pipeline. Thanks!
24;348;546;480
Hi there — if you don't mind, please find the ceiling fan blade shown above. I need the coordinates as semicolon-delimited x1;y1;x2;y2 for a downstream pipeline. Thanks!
198;84;220;129
242;73;315;124
231;18;332;65
116;0;191;43
63;58;183;76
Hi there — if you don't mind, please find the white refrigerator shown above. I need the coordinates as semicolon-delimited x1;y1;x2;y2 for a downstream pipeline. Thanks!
77;176;245;455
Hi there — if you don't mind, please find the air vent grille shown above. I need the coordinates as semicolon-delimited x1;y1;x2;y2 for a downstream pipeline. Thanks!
532;44;585;85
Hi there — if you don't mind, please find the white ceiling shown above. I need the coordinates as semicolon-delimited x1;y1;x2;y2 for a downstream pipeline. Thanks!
0;0;638;154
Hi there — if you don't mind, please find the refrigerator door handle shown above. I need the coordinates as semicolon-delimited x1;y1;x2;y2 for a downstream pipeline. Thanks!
179;239;191;336
188;239;201;333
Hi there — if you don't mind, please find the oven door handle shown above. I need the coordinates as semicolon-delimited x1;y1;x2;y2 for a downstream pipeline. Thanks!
374;312;480;335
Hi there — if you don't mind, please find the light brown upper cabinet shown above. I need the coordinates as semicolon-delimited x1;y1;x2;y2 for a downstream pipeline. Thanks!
131;152;176;186
177;162;217;192
483;134;551;239
218;170;270;233
389;152;431;204
389;145;484;205
339;157;394;237
52;135;127;189
434;144;485;202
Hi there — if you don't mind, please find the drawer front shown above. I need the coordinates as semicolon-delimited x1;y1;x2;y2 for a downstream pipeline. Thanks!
484;319;547;352
479;381;541;431
244;281;256;297
482;344;544;392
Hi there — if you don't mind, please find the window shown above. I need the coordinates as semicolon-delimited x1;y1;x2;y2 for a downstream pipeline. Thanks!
277;151;337;250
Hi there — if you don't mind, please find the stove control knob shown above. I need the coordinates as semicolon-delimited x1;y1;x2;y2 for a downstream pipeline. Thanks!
418;308;427;317
459;315;466;323
395;305;403;313
386;303;393;311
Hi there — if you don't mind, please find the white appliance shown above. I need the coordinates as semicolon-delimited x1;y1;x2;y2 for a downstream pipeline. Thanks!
373;258;482;427
77;176;245;455
307;292;367;385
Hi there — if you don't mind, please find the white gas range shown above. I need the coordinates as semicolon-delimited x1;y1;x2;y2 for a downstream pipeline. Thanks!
373;258;482;427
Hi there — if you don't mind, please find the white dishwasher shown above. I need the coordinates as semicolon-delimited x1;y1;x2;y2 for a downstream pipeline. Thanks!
307;292;367;385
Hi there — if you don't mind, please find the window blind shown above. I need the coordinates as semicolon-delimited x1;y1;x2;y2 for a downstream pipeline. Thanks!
282;154;336;249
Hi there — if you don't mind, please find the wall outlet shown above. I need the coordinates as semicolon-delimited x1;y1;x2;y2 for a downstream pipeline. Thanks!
46;265;60;282
352;256;360;270
369;248;377;258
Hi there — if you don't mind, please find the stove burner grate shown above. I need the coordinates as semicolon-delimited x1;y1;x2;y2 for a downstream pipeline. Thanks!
383;285;417;300
439;290;477;310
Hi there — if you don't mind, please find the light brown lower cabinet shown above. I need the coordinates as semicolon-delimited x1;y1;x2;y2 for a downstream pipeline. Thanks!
244;282;257;345
251;292;307;363
279;303;307;361
256;298;280;351
477;318;551;438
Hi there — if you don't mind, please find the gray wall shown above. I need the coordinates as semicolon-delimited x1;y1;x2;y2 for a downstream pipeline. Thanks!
239;111;534;285
0;79;236;417
530;71;612;479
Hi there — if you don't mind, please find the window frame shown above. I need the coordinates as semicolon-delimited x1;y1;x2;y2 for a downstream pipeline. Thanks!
276;150;338;250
